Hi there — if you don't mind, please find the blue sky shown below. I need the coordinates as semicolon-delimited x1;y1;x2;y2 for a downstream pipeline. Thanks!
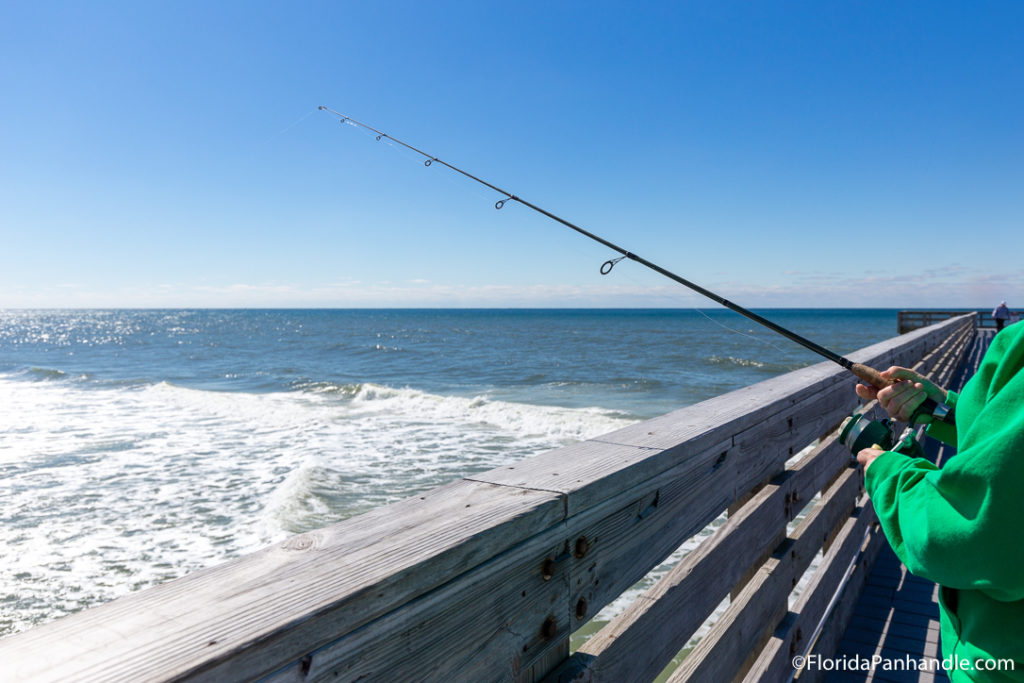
1;1;1021;308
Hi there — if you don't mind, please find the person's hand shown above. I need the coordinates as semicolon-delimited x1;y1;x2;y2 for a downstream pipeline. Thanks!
854;366;948;422
857;446;885;473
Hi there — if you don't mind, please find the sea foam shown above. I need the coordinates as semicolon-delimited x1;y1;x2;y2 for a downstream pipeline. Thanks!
0;374;636;636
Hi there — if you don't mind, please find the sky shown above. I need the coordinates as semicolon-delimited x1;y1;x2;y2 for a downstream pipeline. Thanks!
1;1;1022;309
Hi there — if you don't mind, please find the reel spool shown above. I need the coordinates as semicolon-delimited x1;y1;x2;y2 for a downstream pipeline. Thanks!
839;411;895;455
839;410;926;460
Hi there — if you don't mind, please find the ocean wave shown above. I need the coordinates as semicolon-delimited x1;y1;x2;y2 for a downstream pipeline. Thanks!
0;374;637;636
348;383;635;441
0;366;163;390
25;367;71;381
259;455;335;537
545;377;665;390
129;379;635;445
705;355;767;368
291;380;363;397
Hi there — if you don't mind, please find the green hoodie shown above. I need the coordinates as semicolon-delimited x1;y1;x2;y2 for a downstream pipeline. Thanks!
866;322;1024;681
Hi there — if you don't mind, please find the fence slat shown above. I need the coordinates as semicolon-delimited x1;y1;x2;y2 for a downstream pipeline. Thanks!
550;433;851;682
742;495;878;683
667;467;863;682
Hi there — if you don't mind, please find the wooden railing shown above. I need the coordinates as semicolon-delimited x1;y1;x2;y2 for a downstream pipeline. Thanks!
898;309;1015;333
0;316;976;683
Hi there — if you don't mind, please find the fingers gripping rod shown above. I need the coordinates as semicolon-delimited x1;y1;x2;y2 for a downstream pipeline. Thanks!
319;106;892;389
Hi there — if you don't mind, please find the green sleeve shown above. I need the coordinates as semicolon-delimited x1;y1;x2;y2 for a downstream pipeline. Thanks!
924;389;958;447
865;328;1024;602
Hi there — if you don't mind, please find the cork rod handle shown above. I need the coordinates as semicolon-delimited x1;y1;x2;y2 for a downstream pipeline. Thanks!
850;363;894;389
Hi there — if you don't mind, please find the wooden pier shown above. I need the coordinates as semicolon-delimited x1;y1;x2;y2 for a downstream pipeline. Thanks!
0;315;984;682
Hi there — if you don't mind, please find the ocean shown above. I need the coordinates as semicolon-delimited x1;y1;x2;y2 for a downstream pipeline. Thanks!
0;308;898;639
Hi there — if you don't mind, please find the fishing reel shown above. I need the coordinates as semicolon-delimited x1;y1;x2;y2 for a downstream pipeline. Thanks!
838;410;925;460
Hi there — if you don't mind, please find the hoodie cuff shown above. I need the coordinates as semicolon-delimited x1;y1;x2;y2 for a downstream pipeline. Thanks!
864;450;917;498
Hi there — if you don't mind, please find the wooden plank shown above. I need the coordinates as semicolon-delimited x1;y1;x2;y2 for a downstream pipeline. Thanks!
841;625;940;659
727;477;781;602
741;496;878;683
799;520;887;683
844;615;940;646
917;325;969;378
552;380;870;658
920;323;973;383
667;467;863;682
862;581;939;606
860;585;939;612
258;530;572;683
546;434;852;683
0;480;565;683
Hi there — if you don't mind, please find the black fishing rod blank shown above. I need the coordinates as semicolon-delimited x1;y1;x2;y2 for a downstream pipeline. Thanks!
319;105;894;390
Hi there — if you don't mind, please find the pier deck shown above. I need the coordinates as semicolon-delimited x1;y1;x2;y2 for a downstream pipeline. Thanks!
826;329;994;683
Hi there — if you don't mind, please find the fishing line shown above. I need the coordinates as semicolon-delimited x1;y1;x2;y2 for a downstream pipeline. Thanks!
334;116;500;208
608;264;793;356
690;308;792;356
318;106;892;389
555;242;794;356
260;108;319;145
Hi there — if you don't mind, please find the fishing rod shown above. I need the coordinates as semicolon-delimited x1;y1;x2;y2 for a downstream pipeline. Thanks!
319;105;893;390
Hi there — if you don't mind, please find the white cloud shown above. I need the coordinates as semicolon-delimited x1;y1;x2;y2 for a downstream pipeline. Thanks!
2;263;1020;309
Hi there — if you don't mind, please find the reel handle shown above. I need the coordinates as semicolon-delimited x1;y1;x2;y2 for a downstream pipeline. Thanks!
850;363;894;389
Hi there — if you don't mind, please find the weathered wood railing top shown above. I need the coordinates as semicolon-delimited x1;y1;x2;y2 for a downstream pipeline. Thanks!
0;315;976;683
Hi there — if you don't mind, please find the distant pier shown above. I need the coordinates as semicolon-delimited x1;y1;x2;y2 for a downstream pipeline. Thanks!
898;309;1013;334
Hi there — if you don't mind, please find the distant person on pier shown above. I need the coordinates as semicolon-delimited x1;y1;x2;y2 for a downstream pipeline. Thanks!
993;301;1011;331
854;322;1024;681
